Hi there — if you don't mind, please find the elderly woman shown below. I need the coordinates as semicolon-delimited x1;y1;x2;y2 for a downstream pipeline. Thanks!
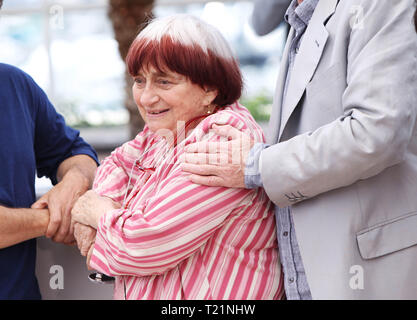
71;14;283;300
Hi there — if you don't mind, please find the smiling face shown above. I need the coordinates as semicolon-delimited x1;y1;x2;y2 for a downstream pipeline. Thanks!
132;66;217;134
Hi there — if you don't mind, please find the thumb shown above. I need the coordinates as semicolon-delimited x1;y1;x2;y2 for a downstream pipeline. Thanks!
31;196;49;209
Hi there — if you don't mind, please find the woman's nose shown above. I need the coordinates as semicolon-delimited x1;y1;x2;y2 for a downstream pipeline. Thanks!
140;84;159;106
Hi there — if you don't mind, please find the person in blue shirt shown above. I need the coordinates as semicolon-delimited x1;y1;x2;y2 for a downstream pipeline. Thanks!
0;0;99;300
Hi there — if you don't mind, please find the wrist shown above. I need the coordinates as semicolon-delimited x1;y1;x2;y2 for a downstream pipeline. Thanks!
244;143;269;189
91;211;103;229
61;167;90;193
93;199;117;229
33;208;50;235
57;155;97;189
0;207;49;248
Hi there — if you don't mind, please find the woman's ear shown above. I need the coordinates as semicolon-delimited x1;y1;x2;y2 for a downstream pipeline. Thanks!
204;87;218;106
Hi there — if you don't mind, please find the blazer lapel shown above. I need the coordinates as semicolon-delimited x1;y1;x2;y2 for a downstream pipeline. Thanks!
278;0;339;140
267;27;294;144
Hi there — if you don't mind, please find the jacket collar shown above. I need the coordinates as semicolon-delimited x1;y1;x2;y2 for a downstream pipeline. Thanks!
277;0;339;140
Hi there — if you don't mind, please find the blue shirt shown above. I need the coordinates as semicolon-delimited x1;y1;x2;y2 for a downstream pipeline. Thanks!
0;63;99;299
245;0;319;300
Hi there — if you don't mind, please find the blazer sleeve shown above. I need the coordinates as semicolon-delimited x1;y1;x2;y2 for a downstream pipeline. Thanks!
89;114;260;277
260;0;417;207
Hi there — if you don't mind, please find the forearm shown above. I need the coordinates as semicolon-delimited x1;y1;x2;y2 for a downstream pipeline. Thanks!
57;154;98;189
90;180;252;277
261;113;413;208
0;205;49;248
91;209;217;277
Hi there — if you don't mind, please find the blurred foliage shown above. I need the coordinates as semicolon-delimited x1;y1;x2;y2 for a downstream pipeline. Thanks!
55;100;89;127
55;99;129;128
240;92;272;123
55;92;273;128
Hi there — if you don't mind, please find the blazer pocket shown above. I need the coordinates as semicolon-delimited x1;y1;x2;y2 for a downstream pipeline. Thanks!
356;211;417;260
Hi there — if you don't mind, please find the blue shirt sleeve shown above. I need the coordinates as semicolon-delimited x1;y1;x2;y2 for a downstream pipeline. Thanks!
28;76;99;185
244;142;270;189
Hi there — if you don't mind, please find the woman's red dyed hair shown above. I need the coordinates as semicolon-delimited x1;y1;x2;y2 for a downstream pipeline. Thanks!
126;35;243;107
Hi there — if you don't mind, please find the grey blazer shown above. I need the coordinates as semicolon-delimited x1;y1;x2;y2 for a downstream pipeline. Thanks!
260;0;417;299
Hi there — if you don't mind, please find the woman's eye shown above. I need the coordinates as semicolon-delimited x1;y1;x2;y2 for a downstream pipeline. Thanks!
134;78;144;85
157;79;171;86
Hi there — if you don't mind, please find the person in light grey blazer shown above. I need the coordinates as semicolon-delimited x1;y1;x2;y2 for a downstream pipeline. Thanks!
414;0;417;31
251;0;291;36
182;0;417;299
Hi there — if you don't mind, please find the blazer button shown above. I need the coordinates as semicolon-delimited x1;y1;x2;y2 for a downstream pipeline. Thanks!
283;231;289;237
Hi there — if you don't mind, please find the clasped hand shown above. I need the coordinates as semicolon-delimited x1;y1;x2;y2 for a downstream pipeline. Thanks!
71;190;121;267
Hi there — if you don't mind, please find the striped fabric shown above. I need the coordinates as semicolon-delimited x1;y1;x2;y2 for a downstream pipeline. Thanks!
90;102;284;300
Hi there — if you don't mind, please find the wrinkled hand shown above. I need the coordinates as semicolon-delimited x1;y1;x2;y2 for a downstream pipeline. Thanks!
86;242;95;270
71;190;121;229
31;171;89;244
73;222;96;256
180;124;254;188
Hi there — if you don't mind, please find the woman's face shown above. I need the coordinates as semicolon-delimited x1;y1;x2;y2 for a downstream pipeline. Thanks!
132;66;217;134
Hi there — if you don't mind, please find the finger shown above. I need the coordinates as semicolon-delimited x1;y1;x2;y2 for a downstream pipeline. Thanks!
184;141;228;154
65;221;76;244
31;196;48;209
182;152;229;165
73;226;81;249
46;200;62;238
52;204;72;243
74;234;85;254
63;240;76;246
180;163;221;176
82;233;95;256
86;244;95;270
83;237;96;256
74;223;95;255
69;218;75;237
212;124;243;140
80;240;90;256
187;174;226;187
62;233;76;245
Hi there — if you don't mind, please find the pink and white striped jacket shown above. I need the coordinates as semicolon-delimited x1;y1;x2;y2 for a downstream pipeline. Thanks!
90;103;284;299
